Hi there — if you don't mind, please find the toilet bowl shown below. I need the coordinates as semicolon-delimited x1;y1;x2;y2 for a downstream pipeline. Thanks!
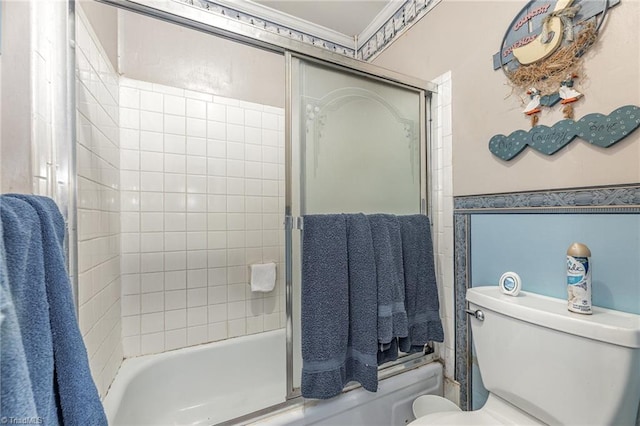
411;395;460;418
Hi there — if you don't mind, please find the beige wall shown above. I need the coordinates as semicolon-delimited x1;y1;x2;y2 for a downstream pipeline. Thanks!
374;0;640;196
118;11;285;108
78;0;118;69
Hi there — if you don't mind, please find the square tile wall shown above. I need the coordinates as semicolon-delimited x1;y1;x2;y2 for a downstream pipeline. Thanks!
119;78;286;357
75;12;123;398
431;72;456;398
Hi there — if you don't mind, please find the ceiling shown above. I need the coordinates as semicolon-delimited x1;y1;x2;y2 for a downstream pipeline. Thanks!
254;0;398;37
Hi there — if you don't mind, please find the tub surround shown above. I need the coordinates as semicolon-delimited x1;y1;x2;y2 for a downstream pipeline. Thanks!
118;78;286;357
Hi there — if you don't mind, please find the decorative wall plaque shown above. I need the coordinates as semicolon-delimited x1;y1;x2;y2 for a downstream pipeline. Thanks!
493;0;617;124
489;0;637;160
489;105;640;160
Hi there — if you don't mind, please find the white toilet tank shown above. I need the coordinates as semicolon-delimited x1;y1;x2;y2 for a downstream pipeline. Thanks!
467;286;640;425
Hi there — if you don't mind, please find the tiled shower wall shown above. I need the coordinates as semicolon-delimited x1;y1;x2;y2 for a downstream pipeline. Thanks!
431;72;457;403
75;12;123;397
118;78;286;357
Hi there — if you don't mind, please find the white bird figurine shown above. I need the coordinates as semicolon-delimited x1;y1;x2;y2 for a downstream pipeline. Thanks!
523;88;542;115
559;74;583;104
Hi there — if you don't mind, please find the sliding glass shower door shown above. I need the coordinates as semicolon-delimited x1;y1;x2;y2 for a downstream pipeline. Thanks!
287;55;428;395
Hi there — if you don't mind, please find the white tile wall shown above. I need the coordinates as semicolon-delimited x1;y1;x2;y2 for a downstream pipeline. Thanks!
432;72;455;389
31;0;54;196
27;0;72;201
75;12;123;397
119;78;286;357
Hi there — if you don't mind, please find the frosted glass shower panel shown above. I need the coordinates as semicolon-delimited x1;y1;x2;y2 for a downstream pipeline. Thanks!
299;62;421;214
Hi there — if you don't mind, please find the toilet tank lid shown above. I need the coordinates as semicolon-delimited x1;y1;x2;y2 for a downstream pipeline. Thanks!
467;287;640;348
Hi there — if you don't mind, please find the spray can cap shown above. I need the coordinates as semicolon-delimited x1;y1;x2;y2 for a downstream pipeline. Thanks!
567;242;591;257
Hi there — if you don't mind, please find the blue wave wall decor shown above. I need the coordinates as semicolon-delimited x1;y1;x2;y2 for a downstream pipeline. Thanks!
489;105;640;160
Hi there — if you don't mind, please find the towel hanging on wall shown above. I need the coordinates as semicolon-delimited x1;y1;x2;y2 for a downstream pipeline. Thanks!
0;207;39;420
0;196;58;424
1;195;107;425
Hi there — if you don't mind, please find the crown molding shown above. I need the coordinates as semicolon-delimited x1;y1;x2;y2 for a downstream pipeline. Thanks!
215;0;355;50
165;0;358;56
357;0;442;61
143;0;441;62
357;0;404;50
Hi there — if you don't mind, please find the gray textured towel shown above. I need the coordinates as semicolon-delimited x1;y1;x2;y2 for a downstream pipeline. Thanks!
369;214;408;345
345;214;378;392
398;215;444;353
301;214;349;399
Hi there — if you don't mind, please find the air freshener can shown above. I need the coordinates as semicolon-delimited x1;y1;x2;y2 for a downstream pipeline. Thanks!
566;242;592;314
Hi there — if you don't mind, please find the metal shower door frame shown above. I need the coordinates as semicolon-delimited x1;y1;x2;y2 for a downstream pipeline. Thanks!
285;51;433;399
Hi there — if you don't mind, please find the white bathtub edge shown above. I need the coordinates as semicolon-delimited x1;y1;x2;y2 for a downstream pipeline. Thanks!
103;329;286;424
248;361;444;426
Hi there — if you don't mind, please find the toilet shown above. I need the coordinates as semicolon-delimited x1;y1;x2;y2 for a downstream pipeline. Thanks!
410;286;640;425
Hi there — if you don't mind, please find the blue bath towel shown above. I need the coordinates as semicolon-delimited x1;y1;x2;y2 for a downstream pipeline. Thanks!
369;214;408;346
345;214;378;392
7;195;107;426
301;214;349;399
1;196;59;424
398;215;444;353
0;212;38;420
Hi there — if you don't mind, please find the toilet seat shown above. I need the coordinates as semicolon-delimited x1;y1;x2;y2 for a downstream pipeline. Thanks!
408;394;543;426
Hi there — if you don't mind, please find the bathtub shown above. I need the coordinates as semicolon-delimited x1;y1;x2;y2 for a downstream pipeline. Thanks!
104;329;443;425
104;329;287;425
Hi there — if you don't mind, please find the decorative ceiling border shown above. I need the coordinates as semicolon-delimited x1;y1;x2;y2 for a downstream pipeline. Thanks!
176;0;356;56
212;0;355;48
173;0;441;62
357;0;441;61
